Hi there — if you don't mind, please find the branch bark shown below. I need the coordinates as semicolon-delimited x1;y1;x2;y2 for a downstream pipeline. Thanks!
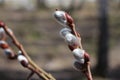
1;23;56;80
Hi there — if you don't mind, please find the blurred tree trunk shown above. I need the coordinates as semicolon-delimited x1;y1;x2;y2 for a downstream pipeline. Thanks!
95;0;109;77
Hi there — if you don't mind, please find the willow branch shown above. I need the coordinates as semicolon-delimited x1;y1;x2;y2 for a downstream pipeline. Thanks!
71;24;93;80
2;25;56;80
70;23;83;49
87;64;93;80
67;11;93;80
84;62;93;80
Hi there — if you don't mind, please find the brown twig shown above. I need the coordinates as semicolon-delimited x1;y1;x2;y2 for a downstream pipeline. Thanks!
27;65;45;80
65;12;93;80
87;63;93;80
83;62;93;80
71;24;93;80
1;23;56;80
70;23;83;49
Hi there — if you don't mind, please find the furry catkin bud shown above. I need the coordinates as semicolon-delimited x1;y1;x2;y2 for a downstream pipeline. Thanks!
0;28;5;33
3;48;16;59
0;28;13;40
0;41;9;49
4;48;12;55
54;10;73;27
72;48;85;63
59;28;71;38
73;60;86;71
18;50;22;55
65;33;79;46
0;40;9;49
54;10;67;26
59;28;79;46
0;28;6;40
17;54;28;67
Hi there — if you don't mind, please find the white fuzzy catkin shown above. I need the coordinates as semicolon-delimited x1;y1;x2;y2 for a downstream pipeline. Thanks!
18;50;22;55
59;28;71;38
0;28;5;39
54;10;67;26
0;28;13;40
78;58;85;64
65;33;79;46
73;60;84;71
17;55;28;64
0;28;13;34
0;40;6;45
4;48;12;55
0;28;4;33
72;48;85;63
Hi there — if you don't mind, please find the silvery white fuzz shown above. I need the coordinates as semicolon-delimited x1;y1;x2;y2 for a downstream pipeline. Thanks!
17;54;28;64
0;40;6;45
54;10;67;26
59;28;71;38
0;28;13;40
4;48;12;55
65;33;79;46
72;48;85;63
0;28;5;39
0;28;4;33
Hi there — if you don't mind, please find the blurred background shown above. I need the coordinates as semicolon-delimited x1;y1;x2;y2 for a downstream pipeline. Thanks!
0;0;120;80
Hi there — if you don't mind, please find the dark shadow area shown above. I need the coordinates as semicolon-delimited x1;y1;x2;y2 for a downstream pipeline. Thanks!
1;66;120;80
49;69;84;80
108;65;120;80
0;69;28;80
0;68;85;80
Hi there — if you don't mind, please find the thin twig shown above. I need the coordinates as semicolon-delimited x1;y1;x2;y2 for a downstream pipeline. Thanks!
71;25;93;80
27;66;35;80
70;23;83;49
87;64;93;80
2;24;56;80
67;16;93;80
84;62;93;80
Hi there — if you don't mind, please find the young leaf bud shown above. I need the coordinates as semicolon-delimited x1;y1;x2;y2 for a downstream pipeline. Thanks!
59;28;71;38
72;48;85;63
17;52;28;67
65;33;79;46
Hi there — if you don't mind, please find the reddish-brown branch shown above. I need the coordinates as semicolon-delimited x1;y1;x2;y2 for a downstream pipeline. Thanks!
66;13;93;80
70;23;83;49
84;62;93;80
1;24;56;80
